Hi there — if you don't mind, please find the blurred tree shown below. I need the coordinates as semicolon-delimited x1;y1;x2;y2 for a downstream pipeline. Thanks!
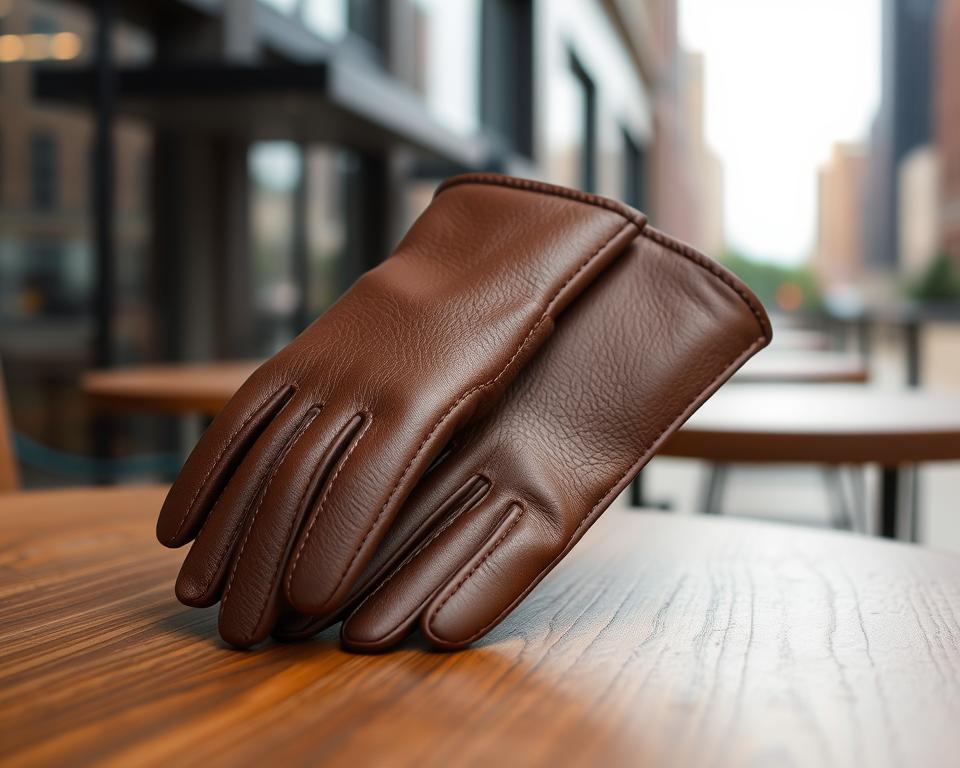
908;252;960;304
720;250;822;313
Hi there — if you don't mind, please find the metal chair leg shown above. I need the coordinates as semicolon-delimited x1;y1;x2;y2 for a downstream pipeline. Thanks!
701;464;729;515
825;466;852;530
849;466;868;534
908;465;921;543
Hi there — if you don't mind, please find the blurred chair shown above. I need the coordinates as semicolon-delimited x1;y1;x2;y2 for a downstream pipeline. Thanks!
0;362;20;493
0;358;180;491
700;326;871;531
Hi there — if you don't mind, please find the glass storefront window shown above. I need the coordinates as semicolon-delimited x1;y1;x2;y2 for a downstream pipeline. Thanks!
249;141;349;356
257;0;481;138
411;0;481;137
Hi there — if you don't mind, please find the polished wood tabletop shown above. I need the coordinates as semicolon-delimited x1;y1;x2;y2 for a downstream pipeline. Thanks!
733;351;868;384
662;384;960;464
3;486;960;767
83;360;260;415
81;350;868;416
81;351;870;420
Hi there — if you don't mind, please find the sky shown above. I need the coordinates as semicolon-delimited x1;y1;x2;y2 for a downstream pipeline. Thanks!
679;0;882;266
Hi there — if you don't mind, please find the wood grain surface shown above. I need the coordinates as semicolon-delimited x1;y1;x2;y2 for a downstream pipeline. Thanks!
2;486;960;767
82;361;260;415
663;384;960;464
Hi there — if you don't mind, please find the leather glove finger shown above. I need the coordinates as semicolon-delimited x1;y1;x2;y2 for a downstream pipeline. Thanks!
271;454;491;642
217;408;365;646
341;228;771;651
156;382;296;548
173;393;320;607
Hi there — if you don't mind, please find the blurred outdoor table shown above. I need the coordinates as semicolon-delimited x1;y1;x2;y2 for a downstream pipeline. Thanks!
4;487;960;767
733;351;868;384
660;384;960;539
766;326;831;351
83;360;259;415
82;349;870;420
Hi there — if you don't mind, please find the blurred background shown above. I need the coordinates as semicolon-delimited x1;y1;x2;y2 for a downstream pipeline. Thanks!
0;1;958;545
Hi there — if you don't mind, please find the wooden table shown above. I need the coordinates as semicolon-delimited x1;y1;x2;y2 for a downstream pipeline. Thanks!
4;486;960;767
83;356;869;520
81;349;871;418
83;360;259;415
660;385;960;539
632;351;870;509
733;351;868;384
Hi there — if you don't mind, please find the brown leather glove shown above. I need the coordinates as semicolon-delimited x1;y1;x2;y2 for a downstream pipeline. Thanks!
156;174;645;647
321;228;771;651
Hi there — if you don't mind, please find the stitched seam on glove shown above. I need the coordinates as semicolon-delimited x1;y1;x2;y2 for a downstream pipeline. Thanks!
427;505;525;625
247;415;373;638
168;385;295;544
345;479;498;645
427;335;768;644
287;218;639;606
220;406;322;610
643;227;771;343
435;173;647;230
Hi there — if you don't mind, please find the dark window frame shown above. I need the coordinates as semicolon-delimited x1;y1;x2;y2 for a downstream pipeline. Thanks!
621;126;648;210
29;132;59;212
480;0;534;159
346;0;390;65
569;51;597;192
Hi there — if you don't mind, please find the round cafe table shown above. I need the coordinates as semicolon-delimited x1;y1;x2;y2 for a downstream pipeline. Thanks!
733;351;868;384
83;360;259;416
658;384;960;540
4;485;960;766
631;351;869;509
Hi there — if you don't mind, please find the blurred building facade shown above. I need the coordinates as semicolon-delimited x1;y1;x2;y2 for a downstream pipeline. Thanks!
815;0;958;294
0;0;718;477
815;143;868;289
0;0;152;454
646;4;724;257
899;144;941;277
864;0;938;273
938;0;960;262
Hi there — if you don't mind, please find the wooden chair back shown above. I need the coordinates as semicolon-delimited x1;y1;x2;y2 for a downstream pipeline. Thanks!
0;361;20;492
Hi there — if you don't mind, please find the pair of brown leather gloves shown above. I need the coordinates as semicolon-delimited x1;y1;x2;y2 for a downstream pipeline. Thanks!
157;174;771;652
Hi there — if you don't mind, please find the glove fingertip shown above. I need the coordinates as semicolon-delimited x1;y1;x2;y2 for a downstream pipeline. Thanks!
339;616;412;654
420;502;527;650
156;383;297;547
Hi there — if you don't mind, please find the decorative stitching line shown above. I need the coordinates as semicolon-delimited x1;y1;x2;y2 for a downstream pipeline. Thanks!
242;414;371;641
427;335;768;645
435;173;648;230
184;398;319;605
166;385;294;544
284;412;374;602
427;504;524;628
219;406;322;611
286;217;640;608
343;477;493;646
643;227;771;343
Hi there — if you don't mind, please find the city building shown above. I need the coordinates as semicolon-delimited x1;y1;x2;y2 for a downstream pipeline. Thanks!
898;144;940;277
679;51;724;257
937;0;960;262
864;0;939;272
1;0;713;477
815;143;868;290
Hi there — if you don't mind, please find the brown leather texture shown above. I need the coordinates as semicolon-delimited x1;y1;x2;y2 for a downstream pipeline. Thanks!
331;227;771;651
156;173;645;648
